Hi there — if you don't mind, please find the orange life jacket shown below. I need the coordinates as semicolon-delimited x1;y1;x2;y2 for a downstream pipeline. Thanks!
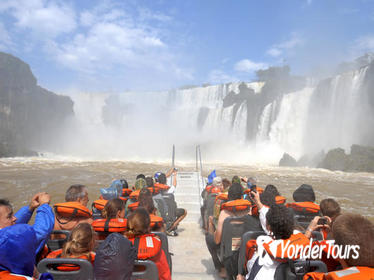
287;202;320;214
0;271;34;279
92;199;108;211
304;266;374;280
92;218;127;233
262;232;310;261
54;202;92;220
128;201;139;211
154;183;170;191
150;214;164;229
122;188;133;197
243;186;264;195
205;185;221;194
275;196;286;204
46;249;95;271
119;196;128;203
220;199;252;212
215;193;228;201
129;187;160;200
128;234;162;259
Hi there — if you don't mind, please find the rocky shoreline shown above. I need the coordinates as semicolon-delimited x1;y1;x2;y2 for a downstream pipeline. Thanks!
279;144;374;173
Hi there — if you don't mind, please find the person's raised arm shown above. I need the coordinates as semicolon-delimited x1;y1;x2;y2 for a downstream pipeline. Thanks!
15;193;41;224
32;192;54;253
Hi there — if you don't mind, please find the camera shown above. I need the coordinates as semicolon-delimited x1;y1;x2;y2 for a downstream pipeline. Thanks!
317;217;328;225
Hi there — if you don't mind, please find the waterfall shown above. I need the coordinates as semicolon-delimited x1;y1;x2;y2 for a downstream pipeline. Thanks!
56;66;373;163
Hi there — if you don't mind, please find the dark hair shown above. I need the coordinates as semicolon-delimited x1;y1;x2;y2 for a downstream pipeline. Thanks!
136;174;146;180
228;183;243;201
145;176;154;188
222;178;231;191
158;173;167;184
293;184;315;202
260;192;276;207
320;198;341;219
264;184;280;196
266;205;294;240
0;199;11;208
138;188;156;214
65;184;87;202
231;176;241;184
120;179;129;189
102;198;125;219
126;208;150;238
332;214;374;267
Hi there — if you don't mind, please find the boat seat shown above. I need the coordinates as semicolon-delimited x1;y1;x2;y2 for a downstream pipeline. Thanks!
274;260;328;280
131;259;159;280
152;231;173;273
47;230;71;251
237;230;265;276
37;258;94;280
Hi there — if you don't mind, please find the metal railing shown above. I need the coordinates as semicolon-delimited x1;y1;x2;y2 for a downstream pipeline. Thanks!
196;145;204;206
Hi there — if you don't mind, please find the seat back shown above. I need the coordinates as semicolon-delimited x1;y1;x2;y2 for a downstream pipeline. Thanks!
131;259;159;280
162;193;177;225
274;260;328;280
47;230;71;251
205;193;218;224
237;231;265;276
37;258;94;280
220;215;262;279
152;231;172;272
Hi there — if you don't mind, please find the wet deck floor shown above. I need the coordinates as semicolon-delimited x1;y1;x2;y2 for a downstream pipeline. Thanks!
169;222;221;280
169;172;222;279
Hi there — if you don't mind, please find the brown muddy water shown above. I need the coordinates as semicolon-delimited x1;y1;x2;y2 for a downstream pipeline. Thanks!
0;157;373;221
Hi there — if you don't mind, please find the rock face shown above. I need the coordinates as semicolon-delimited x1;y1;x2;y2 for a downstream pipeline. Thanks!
318;145;374;172
0;52;74;157
279;153;298;167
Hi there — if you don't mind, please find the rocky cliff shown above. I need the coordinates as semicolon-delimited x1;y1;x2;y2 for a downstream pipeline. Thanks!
0;52;74;157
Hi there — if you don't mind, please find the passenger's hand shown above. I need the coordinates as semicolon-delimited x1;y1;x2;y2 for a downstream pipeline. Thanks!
38;192;51;205
240;176;248;183
237;275;245;280
251;190;261;205
29;193;41;211
306;216;320;233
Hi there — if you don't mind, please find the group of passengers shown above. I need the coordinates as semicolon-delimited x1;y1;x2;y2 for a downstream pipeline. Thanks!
0;169;185;280
202;175;374;280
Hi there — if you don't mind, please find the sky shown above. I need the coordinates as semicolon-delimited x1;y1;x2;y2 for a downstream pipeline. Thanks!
0;0;374;93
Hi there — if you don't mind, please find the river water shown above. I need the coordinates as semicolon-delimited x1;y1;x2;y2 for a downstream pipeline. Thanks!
0;157;373;222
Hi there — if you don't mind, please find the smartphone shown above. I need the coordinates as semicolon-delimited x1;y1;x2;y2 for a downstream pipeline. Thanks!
250;185;257;198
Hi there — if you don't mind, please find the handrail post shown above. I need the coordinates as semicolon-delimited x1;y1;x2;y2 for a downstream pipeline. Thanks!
171;145;175;187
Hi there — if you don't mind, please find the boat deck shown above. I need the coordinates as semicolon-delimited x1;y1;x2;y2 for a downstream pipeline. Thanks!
169;172;221;279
